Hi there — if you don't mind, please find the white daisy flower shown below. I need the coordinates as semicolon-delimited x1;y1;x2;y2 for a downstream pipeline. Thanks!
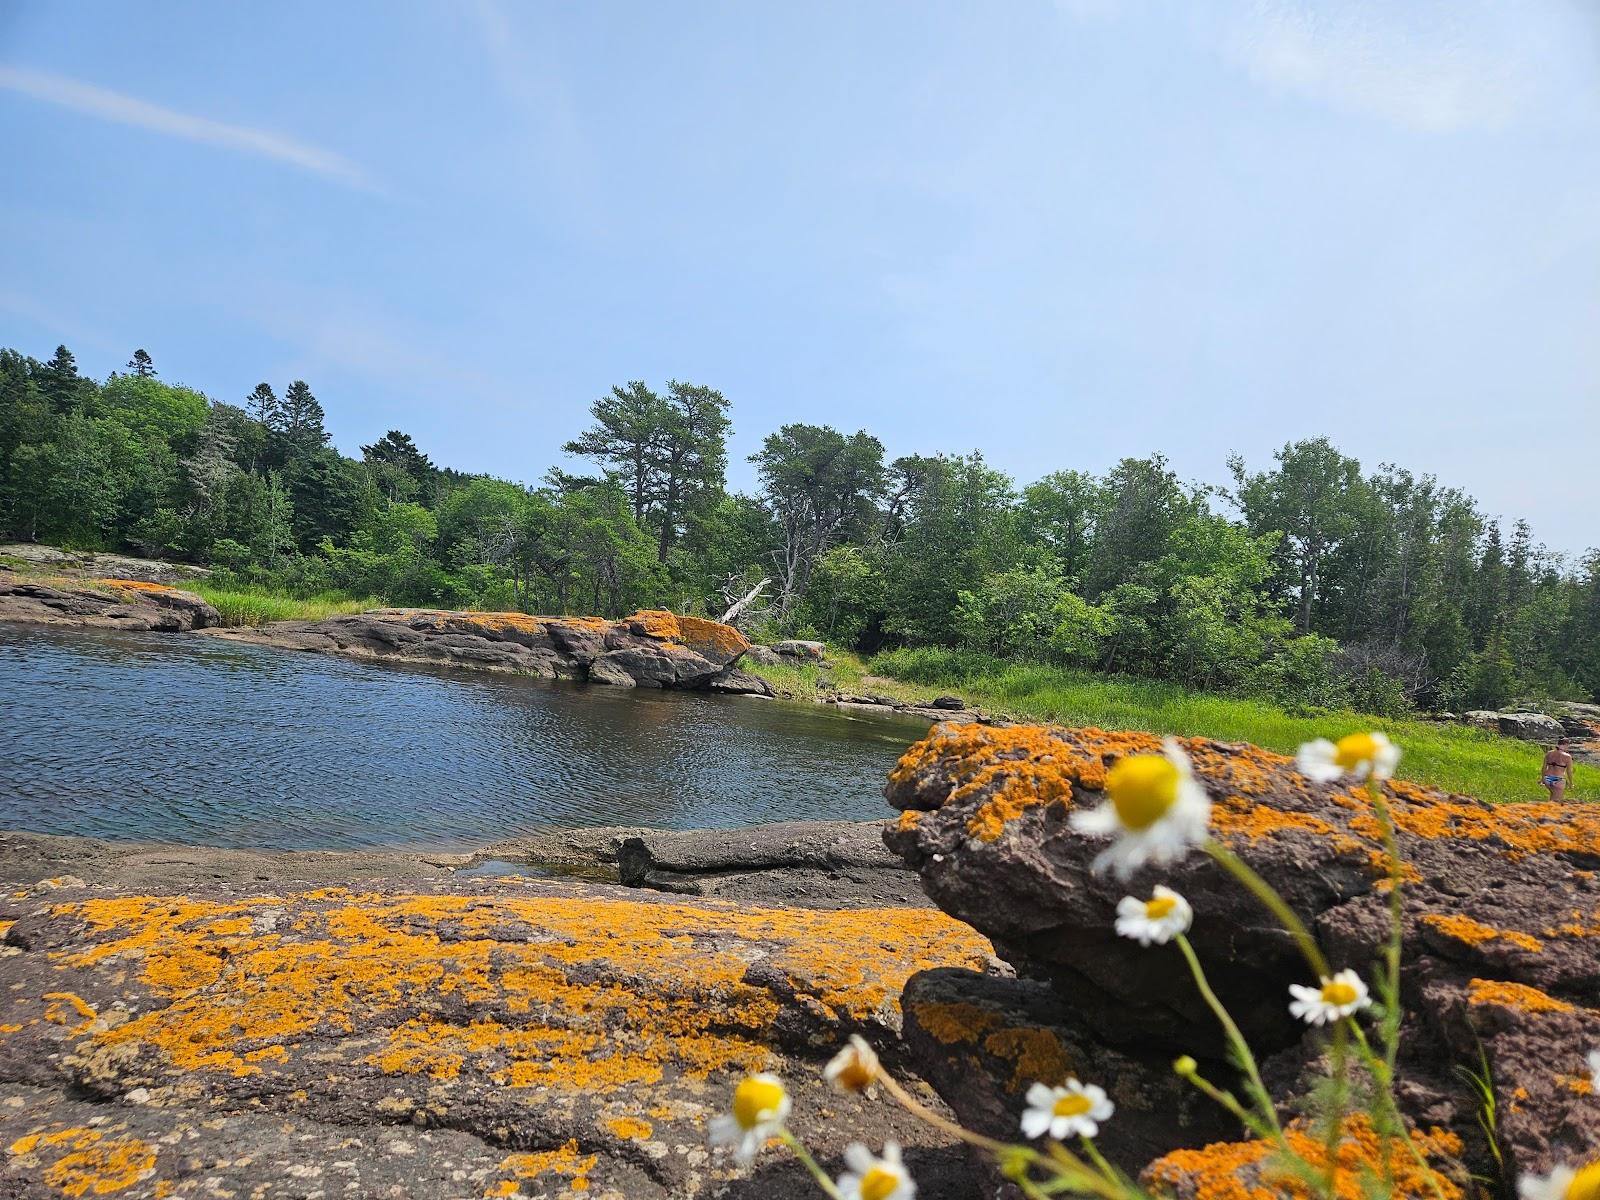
1588;1049;1600;1094
1288;969;1372;1026
1069;738;1211;880
708;1073;790;1163
824;1035;881;1095
1115;886;1193;946
1020;1079;1115;1141
1296;732;1402;784
837;1140;915;1200
1519;1161;1600;1200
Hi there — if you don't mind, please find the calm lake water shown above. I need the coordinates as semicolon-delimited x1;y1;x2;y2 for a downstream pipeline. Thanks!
0;624;931;850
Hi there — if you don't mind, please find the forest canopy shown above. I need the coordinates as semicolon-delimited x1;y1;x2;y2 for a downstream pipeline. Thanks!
2;341;1596;713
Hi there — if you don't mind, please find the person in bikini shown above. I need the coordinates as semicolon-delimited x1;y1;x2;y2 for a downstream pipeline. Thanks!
1541;736;1574;802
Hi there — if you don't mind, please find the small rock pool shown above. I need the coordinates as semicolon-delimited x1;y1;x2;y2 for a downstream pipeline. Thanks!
0;624;933;850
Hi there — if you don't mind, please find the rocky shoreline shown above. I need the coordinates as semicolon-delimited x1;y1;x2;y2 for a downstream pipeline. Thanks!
4;717;1600;1197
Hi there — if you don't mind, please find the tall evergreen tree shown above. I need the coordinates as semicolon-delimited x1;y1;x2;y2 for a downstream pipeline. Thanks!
42;345;83;414
127;349;156;378
276;381;330;458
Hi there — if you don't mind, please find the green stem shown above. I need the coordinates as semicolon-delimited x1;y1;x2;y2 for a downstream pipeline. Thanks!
1367;779;1406;1082
1204;840;1330;977
1344;1021;1450;1200
878;1071;1016;1156
778;1128;843;1199
1176;1064;1277;1143
1176;934;1284;1140
1323;1021;1349;1200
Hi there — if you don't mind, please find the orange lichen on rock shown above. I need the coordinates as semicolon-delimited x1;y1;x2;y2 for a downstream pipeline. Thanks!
485;1140;597;1197
1144;1114;1462;1200
95;578;176;595
1423;914;1544;953
911;1001;1001;1046
603;1116;653;1140
624;610;750;659
909;1000;1073;1091
1466;978;1574;1014
40;889;991;1095
7;1126;157;1197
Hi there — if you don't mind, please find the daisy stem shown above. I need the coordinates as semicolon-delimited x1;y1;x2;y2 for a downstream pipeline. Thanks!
1323;1021;1348;1200
1172;1063;1276;1143
1175;935;1284;1141
1366;778;1406;1080
1362;775;1408;1196
777;1127;843;1200
1076;1134;1128;1189
879;1074;1127;1200
876;1071;1015;1157
1042;1141;1135;1200
1343;1020;1450;1200
1204;840;1330;978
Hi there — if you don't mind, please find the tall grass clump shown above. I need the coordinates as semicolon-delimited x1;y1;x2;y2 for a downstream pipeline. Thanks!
188;582;379;628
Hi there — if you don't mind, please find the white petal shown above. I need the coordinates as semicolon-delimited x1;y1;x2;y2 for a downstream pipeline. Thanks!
1025;1082;1056;1109
1116;895;1145;920
1070;803;1119;835
1020;1108;1052;1139
843;1143;875;1173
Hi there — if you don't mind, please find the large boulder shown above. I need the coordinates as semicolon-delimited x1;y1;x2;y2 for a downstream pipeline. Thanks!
882;722;1600;1186
0;578;217;631
0;876;993;1199
211;608;752;690
1463;710;1567;743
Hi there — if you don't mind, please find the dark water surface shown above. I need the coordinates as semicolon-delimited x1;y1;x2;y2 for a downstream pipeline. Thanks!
0;624;931;849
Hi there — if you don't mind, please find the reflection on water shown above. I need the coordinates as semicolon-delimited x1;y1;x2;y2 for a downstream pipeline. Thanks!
0;624;930;850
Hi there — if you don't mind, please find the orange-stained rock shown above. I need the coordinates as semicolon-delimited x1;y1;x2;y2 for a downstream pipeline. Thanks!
0;877;991;1198
882;721;1600;1185
1143;1114;1467;1200
208;607;766;692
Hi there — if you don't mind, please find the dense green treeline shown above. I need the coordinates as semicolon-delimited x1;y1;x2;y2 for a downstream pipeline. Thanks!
2;342;1596;712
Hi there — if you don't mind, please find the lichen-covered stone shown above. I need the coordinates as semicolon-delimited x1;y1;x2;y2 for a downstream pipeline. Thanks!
883;722;1600;1186
0;876;991;1198
209;608;752;689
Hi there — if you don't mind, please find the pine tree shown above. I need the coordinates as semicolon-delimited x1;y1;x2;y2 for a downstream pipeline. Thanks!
127;349;156;378
42;345;82;413
277;381;330;458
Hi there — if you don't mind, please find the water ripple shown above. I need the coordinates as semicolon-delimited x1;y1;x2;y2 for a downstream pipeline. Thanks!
0;624;930;850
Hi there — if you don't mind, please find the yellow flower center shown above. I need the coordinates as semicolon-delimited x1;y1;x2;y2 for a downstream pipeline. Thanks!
1320;979;1360;1007
1333;733;1379;771
1052;1093;1093;1118
1567;1162;1600;1200
732;1076;785;1130
1145;895;1178;920
1105;755;1180;831
860;1166;901;1200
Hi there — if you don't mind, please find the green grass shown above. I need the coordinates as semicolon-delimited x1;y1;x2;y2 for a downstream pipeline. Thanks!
748;645;1593;806
186;582;381;628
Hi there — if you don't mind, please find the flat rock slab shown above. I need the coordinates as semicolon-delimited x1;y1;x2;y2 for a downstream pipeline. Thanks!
0;579;217;632
0;876;994;1198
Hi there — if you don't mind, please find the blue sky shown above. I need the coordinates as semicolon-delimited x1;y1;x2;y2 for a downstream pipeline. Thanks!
2;1;1596;552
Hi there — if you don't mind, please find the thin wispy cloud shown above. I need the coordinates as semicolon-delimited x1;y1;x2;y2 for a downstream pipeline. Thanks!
1219;1;1526;134
0;65;381;193
1052;0;1535;134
